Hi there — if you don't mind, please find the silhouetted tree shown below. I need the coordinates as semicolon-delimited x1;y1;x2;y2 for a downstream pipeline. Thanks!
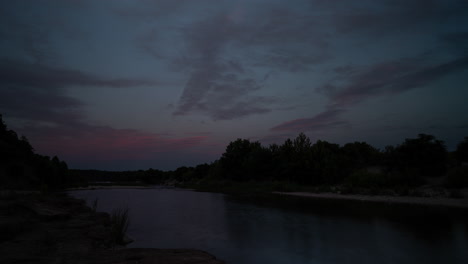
455;137;468;164
1;114;69;190
310;140;341;184
341;141;380;175
389;134;447;177
220;139;267;181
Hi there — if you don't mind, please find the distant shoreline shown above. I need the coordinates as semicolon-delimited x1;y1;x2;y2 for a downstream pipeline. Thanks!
66;185;154;190
273;191;468;209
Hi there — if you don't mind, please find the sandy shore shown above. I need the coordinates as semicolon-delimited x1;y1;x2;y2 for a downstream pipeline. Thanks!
273;191;468;209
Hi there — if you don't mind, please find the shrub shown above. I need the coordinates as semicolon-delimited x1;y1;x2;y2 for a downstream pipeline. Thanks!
445;166;468;188
345;171;392;188
110;207;130;246
91;198;98;212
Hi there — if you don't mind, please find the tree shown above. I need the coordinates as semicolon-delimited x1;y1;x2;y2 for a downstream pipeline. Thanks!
220;139;267;181
455;137;468;164
341;141;380;175
391;134;447;177
310;140;341;184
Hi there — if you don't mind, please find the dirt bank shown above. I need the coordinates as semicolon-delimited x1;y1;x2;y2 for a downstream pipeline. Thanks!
0;192;224;264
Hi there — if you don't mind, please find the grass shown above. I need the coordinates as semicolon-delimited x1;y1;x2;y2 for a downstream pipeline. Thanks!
110;207;130;246
91;198;98;212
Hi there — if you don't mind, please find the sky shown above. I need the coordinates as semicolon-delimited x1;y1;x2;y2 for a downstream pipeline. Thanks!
1;0;468;171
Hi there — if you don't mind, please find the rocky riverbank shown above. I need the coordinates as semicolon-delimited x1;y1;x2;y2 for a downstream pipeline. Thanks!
0;192;224;264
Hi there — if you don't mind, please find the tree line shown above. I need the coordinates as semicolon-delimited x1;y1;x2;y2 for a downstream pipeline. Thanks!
2;112;467;190
74;132;468;190
211;133;467;188
1;114;69;190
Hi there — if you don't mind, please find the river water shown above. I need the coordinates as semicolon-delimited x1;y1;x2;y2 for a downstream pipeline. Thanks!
70;188;468;264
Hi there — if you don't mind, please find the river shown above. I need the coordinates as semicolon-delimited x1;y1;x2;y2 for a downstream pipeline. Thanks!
70;188;468;264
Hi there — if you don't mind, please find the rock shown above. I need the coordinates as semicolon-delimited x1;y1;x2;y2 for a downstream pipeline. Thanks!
30;203;70;220
0;194;225;264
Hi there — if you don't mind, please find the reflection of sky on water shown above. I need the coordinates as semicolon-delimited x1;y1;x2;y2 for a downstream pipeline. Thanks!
70;189;468;264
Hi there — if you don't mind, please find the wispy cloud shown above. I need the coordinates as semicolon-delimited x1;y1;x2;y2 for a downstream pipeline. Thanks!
0;57;208;166
171;14;275;120
0;58;157;127
0;58;155;90
271;55;468;132
329;56;468;107
132;4;331;120
271;109;347;132
330;0;467;35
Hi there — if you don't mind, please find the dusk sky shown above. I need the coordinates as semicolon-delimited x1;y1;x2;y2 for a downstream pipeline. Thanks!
1;0;468;171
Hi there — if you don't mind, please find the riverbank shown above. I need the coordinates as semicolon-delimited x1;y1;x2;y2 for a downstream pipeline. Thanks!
273;191;468;209
0;191;224;264
67;185;154;190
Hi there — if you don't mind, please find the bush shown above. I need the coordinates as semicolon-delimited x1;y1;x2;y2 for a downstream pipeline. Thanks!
344;170;425;189
110;207;130;246
345;171;393;188
445;166;468;188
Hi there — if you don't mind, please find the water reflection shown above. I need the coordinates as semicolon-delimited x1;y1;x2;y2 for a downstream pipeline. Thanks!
70;188;468;264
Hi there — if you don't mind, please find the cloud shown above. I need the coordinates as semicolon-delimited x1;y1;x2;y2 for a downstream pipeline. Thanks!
0;58;156;90
271;55;468;132
0;87;83;126
0;58;158;127
129;3;331;120
171;14;276;120
329;56;468;107
331;0;467;35
0;56;206;168
271;109;347;132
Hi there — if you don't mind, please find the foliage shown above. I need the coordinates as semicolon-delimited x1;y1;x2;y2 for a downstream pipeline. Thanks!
110;207;130;246
384;134;447;178
345;171;393;189
91;198;99;212
445;166;468;188
0;114;69;190
455;137;468;164
219;139;271;181
5;112;467;194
